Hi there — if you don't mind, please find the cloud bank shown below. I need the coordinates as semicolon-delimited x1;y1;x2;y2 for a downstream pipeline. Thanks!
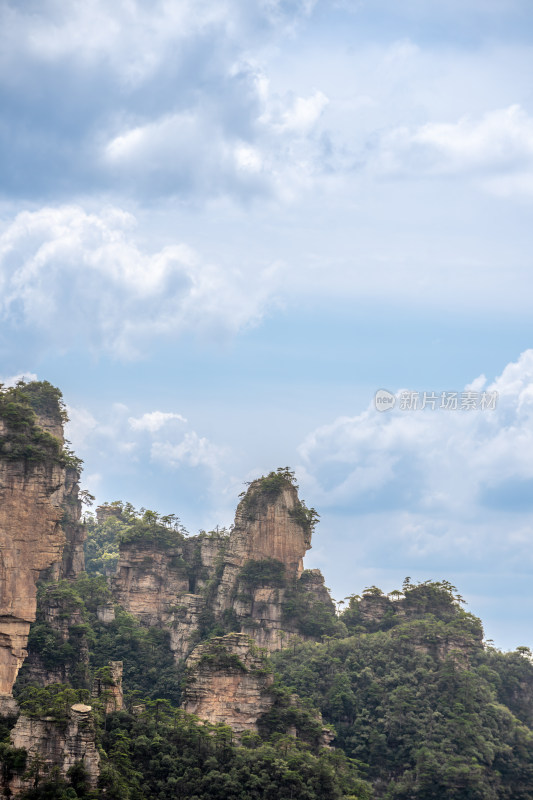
298;351;533;570
0;206;276;358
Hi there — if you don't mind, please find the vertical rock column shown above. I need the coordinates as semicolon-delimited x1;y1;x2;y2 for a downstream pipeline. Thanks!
0;386;84;700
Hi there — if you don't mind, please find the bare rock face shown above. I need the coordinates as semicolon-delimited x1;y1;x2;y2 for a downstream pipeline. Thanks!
92;661;123;713
113;542;189;626
213;479;311;617
299;568;333;605
59;467;86;580
182;633;274;733
0;386;85;699
210;479;317;652
111;475;325;659
358;594;393;628
9;705;100;794
112;537;221;659
0;459;69;698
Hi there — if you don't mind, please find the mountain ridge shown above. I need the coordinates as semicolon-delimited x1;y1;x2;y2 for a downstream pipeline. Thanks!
1;381;533;800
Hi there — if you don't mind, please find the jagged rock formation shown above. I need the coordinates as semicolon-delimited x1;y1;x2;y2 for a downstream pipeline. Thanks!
9;704;100;794
211;477;313;650
92;660;123;713
113;532;226;659
112;473;329;658
59;468;85;581
113;540;189;624
18;583;90;688
182;633;274;733
0;385;85;700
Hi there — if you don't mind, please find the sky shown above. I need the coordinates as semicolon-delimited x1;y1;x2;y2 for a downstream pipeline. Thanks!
1;0;533;650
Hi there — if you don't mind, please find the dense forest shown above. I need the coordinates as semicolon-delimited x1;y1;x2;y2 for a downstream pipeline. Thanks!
5;509;533;799
1;383;533;799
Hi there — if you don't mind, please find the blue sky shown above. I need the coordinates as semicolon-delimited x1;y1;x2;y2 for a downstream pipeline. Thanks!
1;0;533;649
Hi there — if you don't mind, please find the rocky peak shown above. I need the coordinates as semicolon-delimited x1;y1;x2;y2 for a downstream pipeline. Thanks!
92;661;123;713
232;473;313;579
0;382;85;699
9;703;100;794
96;502;123;525
212;472;315;618
111;471;328;658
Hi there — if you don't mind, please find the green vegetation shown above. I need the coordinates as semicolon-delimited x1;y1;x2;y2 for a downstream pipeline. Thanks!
94;706;369;800
19;762;95;800
238;467;320;538
197;648;248;673
8;570;533;798
3;454;533;800
16;685;93;724
282;572;345;639
84;503;189;575
241;466;300;499
15;574;185;706
272;581;533;799
238;558;287;589
0;381;82;469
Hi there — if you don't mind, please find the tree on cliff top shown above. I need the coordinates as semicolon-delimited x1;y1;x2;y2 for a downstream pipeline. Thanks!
239;467;320;537
0;381;80;468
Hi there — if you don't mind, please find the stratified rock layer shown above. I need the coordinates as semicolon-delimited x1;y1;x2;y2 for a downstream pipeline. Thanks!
9;705;100;794
92;660;124;713
112;477;323;658
182;633;274;733
0;400;84;699
113;533;225;659
212;480;311;615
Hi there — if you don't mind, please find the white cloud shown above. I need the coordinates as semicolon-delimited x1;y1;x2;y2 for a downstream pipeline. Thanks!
0;205;277;358
65;406;99;447
274;90;329;134
0;0;328;202
67;401;227;482
151;432;226;471
297;351;533;561
0;372;38;387
102;80;331;199
375;105;533;189
129;411;187;432
0;1;312;86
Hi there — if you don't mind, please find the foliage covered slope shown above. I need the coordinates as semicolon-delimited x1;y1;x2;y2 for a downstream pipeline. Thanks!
4;498;533;799
272;581;533;799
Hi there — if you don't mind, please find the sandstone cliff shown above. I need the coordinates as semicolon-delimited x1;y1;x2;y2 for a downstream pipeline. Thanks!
9;704;100;794
112;530;227;659
0;383;84;699
16;580;90;689
111;470;331;659
211;476;312;626
92;660;123;713
183;632;336;744
182;633;274;733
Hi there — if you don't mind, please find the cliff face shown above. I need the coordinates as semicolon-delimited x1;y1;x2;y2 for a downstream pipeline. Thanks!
182;633;274;733
9;704;100;794
0;385;84;699
111;473;325;659
0;457;68;698
92;661;123;713
18;584;90;689
113;541;189;625
212;479;311;615
112;532;225;659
